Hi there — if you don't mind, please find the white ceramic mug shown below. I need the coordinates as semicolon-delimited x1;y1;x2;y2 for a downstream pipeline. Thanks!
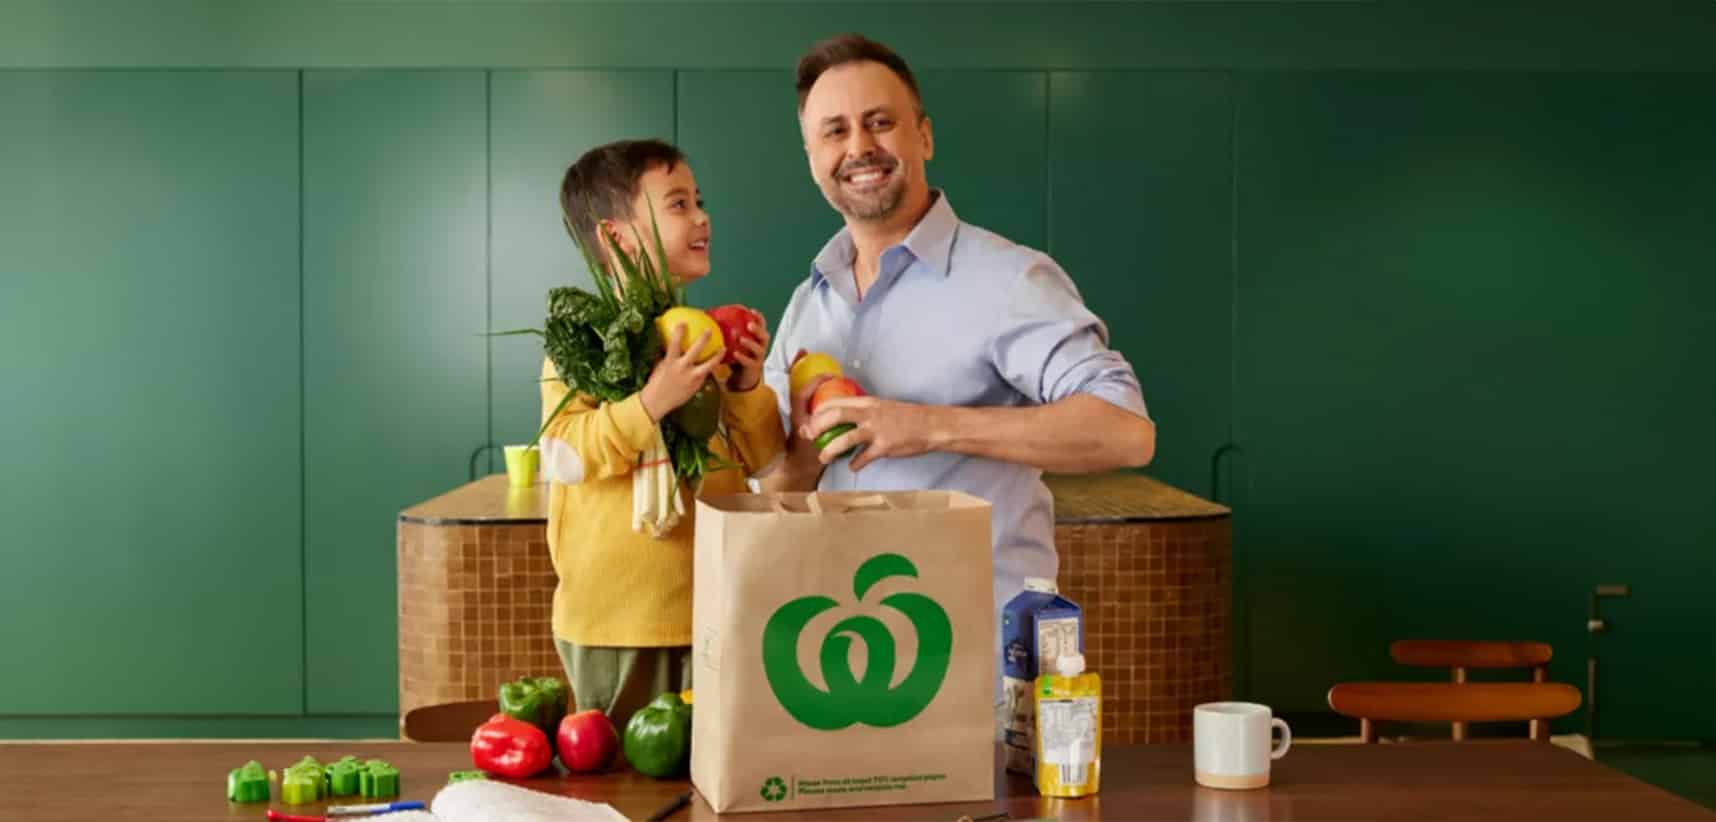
1194;702;1291;790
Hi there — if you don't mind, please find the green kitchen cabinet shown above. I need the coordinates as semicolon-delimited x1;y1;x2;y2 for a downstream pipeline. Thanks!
1046;72;1235;497
673;70;1049;327
0;71;303;714
1233;72;1716;739
672;71;841;318
302;71;490;715
916;71;1048;251
7;3;1716;73
488;71;675;453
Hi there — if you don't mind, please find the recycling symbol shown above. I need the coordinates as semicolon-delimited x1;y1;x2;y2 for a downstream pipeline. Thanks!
760;776;788;802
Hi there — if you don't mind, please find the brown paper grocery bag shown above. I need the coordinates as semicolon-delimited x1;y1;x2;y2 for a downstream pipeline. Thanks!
691;491;997;814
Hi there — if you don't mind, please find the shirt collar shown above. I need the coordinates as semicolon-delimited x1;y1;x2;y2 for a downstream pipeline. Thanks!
810;189;960;286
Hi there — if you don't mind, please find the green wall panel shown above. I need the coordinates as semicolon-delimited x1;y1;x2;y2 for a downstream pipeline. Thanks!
0;715;397;741
673;71;842;317
489;71;675;452
6;2;1716;71
0;71;303;714
917;71;1047;250
675;70;1049;320
303;70;490;715
1233;72;1716;739
1047;72;1234;497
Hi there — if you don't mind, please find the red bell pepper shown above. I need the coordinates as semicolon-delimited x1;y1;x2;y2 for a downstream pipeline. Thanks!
471;713;553;778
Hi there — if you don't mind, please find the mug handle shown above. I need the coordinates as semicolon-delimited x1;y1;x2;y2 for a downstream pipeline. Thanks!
1271;718;1292;760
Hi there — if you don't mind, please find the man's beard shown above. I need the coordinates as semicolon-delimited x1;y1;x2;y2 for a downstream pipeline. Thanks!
827;153;905;221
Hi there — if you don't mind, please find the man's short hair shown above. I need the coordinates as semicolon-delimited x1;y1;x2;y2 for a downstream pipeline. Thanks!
795;33;924;118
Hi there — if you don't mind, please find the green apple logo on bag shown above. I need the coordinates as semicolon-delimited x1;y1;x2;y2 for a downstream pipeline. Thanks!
762;553;952;730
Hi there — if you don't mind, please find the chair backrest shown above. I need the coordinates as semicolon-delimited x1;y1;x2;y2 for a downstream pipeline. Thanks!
1387;640;1554;740
1327;682;1582;742
1328;641;1580;743
1390;640;1552;679
401;699;497;742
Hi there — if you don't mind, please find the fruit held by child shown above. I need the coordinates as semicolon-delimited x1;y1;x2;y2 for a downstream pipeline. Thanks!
707;304;763;365
654;306;724;363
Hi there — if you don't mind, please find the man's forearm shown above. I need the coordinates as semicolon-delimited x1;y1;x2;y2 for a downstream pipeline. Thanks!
928;394;1154;474
756;441;824;492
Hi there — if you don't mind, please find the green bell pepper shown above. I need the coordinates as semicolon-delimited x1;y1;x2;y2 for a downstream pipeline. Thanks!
623;692;692;778
281;757;324;805
326;756;361;797
225;760;269;803
361;758;400;798
668;377;724;440
499;675;569;734
447;769;489;785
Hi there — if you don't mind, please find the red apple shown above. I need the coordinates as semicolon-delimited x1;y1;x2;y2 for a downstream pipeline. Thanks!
556;709;619;772
707;304;763;365
808;376;866;414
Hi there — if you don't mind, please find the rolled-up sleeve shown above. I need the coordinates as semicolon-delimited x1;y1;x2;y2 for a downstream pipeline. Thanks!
988;256;1150;420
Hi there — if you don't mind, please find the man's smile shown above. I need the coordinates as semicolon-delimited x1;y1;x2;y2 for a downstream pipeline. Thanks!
838;158;897;191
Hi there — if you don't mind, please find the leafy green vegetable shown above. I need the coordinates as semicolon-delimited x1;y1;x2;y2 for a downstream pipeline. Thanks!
497;196;733;488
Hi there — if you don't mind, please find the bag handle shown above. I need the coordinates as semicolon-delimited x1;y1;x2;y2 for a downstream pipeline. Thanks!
769;493;894;514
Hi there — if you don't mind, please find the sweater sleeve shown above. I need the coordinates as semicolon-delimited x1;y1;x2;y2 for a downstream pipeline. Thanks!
720;380;787;478
538;357;659;484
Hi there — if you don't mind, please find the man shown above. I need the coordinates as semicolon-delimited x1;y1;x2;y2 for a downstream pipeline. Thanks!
760;33;1155;691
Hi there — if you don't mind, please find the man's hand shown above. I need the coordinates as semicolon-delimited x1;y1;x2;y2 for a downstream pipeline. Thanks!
781;376;834;473
802;395;943;473
639;326;719;422
726;314;769;393
801;391;1153;475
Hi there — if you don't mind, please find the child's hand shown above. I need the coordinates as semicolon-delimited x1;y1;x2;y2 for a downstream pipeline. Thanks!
640;325;720;422
727;314;769;392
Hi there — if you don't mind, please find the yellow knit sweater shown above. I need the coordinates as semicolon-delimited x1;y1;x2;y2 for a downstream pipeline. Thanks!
538;357;785;647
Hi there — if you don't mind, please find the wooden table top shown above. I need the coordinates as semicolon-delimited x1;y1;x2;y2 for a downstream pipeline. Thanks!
5;740;1710;821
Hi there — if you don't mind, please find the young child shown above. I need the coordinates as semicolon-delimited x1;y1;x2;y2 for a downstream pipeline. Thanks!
538;139;784;728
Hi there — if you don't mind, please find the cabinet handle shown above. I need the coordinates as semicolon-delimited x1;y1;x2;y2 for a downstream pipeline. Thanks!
469;443;499;482
1210;442;1242;504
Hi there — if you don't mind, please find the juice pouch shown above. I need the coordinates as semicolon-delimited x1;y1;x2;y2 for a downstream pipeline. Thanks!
1034;653;1100;798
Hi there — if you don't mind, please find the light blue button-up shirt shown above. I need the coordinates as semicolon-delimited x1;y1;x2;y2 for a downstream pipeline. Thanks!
763;191;1150;690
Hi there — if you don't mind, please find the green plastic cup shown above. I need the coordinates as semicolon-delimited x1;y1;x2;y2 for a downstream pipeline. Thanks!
504;444;539;488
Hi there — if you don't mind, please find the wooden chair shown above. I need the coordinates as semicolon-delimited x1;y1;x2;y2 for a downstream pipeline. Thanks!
1390;640;1553;741
400;699;496;742
1327;641;1581;743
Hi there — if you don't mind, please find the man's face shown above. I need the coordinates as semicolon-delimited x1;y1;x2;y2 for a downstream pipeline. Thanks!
800;61;933;223
605;162;710;285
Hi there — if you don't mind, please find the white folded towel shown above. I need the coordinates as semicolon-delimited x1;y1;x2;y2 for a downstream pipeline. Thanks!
426;779;630;822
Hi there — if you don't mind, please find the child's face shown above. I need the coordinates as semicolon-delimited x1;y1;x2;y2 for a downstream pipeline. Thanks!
605;162;710;286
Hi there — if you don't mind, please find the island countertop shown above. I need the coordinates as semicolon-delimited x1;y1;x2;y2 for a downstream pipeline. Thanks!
398;470;1229;526
397;469;1232;744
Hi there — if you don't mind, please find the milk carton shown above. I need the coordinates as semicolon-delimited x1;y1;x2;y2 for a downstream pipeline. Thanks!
1001;578;1084;775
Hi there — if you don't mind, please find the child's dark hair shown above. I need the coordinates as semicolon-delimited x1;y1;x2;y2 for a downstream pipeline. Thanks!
559;138;687;254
